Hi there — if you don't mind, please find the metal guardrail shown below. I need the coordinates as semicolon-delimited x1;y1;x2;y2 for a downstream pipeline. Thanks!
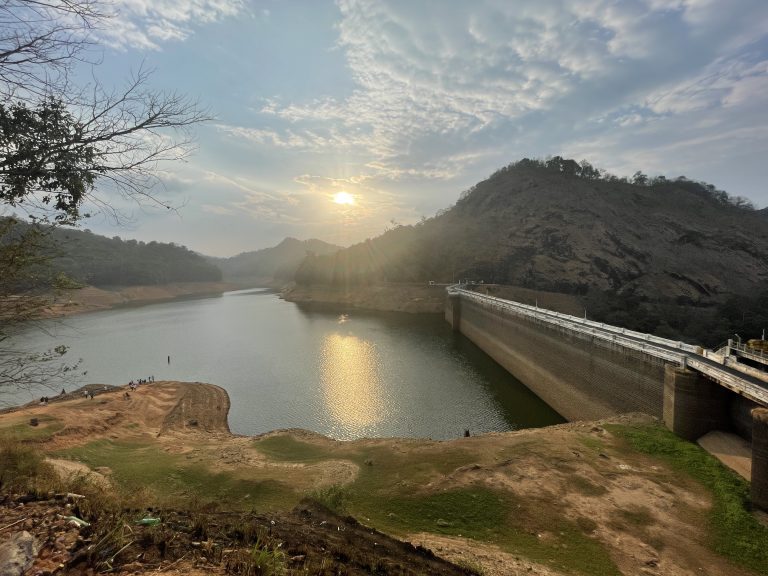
449;287;692;363
448;286;768;405
688;358;768;405
729;342;768;364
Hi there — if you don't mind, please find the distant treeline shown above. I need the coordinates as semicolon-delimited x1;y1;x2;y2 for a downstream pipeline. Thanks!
1;218;221;288
462;156;756;210
583;289;768;348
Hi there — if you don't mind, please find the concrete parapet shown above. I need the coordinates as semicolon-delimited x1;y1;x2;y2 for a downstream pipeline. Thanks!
663;365;727;441
752;408;768;511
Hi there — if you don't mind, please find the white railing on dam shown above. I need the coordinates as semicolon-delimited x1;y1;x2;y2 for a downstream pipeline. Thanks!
448;286;768;406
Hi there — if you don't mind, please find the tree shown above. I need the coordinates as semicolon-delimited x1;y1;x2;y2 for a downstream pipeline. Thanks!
0;1;209;224
0;0;209;397
631;171;648;186
0;217;84;399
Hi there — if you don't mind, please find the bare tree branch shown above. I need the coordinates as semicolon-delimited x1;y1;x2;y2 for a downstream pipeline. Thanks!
0;1;211;398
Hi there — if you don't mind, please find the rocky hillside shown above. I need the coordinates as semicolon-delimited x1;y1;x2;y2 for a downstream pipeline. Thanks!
296;159;767;303
213;237;341;285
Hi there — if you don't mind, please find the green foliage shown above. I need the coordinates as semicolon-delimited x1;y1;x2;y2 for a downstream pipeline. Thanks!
0;99;96;224
225;528;287;575
584;288;768;347
253;435;331;462
370;487;507;539
0;414;64;441
58;439;296;511
1;217;222;288
607;424;768;572
309;484;349;514
0;436;60;493
358;487;619;576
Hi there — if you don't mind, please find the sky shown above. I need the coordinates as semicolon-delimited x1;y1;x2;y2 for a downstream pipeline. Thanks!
72;0;768;257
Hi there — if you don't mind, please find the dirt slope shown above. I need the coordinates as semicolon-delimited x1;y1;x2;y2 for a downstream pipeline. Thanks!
1;383;763;576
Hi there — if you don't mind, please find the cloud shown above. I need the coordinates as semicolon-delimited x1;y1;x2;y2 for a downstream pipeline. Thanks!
234;2;764;177
99;0;247;50
215;0;768;239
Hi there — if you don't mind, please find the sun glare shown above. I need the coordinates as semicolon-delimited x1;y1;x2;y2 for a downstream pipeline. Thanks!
333;191;356;206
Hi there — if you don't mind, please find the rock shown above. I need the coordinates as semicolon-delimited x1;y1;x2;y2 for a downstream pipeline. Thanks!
0;531;40;576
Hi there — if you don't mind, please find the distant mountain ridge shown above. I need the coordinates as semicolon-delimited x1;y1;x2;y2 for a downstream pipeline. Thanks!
295;158;768;302
213;237;341;284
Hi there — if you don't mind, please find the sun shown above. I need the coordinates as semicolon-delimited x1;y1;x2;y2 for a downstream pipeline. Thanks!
332;191;356;206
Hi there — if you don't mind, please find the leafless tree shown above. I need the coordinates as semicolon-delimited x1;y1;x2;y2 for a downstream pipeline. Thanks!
0;0;210;397
0;0;211;223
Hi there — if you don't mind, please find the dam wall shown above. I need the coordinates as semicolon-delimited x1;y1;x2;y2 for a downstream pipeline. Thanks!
446;294;666;421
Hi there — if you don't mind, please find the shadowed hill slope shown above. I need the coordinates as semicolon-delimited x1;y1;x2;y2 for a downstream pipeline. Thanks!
296;160;768;302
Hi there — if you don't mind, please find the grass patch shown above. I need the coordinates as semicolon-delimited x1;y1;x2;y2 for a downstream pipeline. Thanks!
349;445;474;494
357;487;619;576
317;443;620;575
0;437;61;493
370;487;508;541
607;423;768;572
254;435;330;462
0;415;64;441
309;484;350;514
58;439;296;511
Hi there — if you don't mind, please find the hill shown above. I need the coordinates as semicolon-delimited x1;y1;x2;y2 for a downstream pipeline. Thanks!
294;158;768;345
297;159;767;298
213;237;341;285
1;218;222;288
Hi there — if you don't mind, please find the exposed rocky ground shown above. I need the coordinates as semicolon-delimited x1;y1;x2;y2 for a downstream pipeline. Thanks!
1;382;767;575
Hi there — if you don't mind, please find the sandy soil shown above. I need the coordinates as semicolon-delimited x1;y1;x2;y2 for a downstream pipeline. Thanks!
0;384;760;576
40;282;238;317
698;430;752;480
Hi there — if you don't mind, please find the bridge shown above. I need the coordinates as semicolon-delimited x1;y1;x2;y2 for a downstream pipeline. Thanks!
445;285;768;510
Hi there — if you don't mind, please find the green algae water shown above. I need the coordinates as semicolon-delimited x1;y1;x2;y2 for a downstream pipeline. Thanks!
5;289;563;439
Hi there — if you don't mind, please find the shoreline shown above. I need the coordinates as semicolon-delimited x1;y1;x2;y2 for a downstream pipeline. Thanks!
1;381;759;576
39;281;240;318
281;283;446;313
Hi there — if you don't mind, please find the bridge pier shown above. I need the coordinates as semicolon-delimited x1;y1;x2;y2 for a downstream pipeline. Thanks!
752;409;768;510
663;365;727;441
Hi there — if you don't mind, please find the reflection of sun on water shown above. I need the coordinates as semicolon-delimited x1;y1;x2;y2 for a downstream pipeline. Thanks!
319;333;386;437
332;191;355;205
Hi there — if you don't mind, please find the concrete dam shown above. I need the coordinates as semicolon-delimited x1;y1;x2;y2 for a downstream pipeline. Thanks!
445;286;768;509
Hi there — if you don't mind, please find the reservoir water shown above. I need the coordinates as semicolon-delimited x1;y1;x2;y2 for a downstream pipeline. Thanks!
6;289;563;439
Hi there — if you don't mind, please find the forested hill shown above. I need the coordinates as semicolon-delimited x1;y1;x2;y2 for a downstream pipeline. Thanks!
295;158;768;325
213;237;341;284
2;219;222;287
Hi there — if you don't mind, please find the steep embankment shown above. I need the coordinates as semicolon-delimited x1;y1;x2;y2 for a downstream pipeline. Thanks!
2;382;766;575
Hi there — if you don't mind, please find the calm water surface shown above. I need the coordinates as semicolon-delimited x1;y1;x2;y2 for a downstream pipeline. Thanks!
8;289;563;439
